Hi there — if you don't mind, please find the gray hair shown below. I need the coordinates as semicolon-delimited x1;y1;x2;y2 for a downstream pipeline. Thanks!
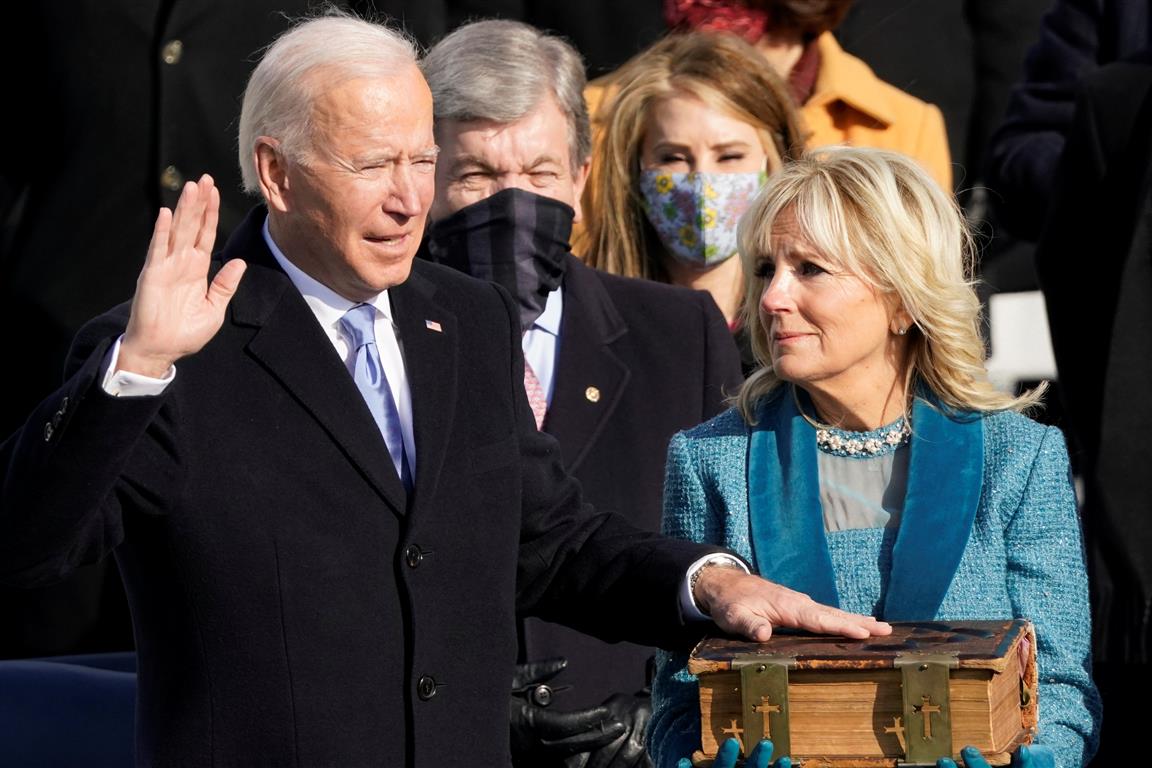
237;12;419;194
421;19;591;171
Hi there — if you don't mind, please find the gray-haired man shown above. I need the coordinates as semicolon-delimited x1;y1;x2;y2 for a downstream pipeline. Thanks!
421;20;745;767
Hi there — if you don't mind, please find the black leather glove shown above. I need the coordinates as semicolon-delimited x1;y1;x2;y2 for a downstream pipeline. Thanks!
510;658;626;768
581;689;654;768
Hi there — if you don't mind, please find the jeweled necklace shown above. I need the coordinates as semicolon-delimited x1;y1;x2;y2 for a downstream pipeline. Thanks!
793;387;911;458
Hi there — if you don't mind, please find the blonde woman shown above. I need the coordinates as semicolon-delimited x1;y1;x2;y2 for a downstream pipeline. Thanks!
582;32;804;369
650;147;1100;768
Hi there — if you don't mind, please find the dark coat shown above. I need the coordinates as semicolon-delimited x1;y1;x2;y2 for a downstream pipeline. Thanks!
0;208;719;767
519;256;743;708
1035;52;1152;668
986;0;1152;240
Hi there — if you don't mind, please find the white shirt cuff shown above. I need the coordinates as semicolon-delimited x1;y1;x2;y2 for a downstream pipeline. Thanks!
680;552;750;621
101;336;176;397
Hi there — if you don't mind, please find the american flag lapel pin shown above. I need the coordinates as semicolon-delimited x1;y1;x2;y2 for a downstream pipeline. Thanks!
425;319;443;333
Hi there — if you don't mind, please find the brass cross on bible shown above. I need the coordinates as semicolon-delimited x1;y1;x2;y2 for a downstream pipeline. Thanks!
752;695;781;739
721;719;744;742
915;695;943;739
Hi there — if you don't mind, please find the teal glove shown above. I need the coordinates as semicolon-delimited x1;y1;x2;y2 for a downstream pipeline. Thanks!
937;745;1055;768
677;738;792;768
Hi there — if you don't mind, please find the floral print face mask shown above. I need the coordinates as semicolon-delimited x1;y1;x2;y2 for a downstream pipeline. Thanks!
639;169;767;268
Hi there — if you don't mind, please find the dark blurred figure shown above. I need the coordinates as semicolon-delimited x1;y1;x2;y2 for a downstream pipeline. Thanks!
437;0;669;76
0;0;448;659
1034;51;1152;768
980;0;1150;293
836;0;1049;197
987;0;1152;243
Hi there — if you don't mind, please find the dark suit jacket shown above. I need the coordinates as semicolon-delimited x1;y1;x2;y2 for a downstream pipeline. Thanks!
439;0;667;76
1035;53;1152;667
0;208;720;767
520;256;742;708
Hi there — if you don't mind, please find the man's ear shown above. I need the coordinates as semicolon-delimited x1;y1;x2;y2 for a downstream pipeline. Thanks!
571;157;591;222
255;138;291;213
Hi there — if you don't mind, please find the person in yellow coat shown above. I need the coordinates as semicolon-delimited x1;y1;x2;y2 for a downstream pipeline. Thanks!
585;0;951;190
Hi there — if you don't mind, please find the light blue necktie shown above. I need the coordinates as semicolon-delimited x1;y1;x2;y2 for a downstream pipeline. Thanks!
340;304;413;492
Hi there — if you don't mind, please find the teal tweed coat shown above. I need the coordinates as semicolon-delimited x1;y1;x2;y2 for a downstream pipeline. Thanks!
649;386;1101;768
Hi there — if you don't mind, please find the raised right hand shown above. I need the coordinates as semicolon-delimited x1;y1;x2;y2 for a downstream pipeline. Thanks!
119;174;246;377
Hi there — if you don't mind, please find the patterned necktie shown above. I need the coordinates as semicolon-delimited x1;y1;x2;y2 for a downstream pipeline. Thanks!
340;304;413;491
523;360;548;430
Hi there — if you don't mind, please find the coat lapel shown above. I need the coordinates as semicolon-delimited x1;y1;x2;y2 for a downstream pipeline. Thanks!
747;387;840;606
745;386;984;618
226;208;408;516
543;257;629;474
389;263;458;511
881;397;983;620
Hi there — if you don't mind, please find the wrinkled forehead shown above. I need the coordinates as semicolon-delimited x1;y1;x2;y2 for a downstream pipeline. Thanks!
305;61;430;110
757;204;814;253
439;96;573;164
305;66;434;143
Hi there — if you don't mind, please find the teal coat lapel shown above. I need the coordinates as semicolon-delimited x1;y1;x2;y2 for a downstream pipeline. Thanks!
881;397;983;620
747;388;840;606
746;386;984;619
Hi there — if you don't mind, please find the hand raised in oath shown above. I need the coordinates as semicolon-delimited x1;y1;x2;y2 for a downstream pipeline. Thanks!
119;174;247;378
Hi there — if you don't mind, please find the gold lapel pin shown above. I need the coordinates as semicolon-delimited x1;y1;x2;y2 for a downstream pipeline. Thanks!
585;386;601;403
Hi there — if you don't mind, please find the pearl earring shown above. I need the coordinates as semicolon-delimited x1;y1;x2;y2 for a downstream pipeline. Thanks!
897;327;907;336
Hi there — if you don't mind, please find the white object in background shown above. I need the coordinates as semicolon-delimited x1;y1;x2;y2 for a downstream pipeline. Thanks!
984;290;1058;393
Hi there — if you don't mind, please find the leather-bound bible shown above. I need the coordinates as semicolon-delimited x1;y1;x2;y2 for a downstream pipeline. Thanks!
687;620;1037;767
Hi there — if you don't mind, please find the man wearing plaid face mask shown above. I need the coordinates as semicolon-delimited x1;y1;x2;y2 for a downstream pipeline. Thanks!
422;19;745;768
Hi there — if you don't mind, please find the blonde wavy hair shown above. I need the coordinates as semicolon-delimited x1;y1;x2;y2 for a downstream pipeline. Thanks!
734;146;1045;424
582;31;805;281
